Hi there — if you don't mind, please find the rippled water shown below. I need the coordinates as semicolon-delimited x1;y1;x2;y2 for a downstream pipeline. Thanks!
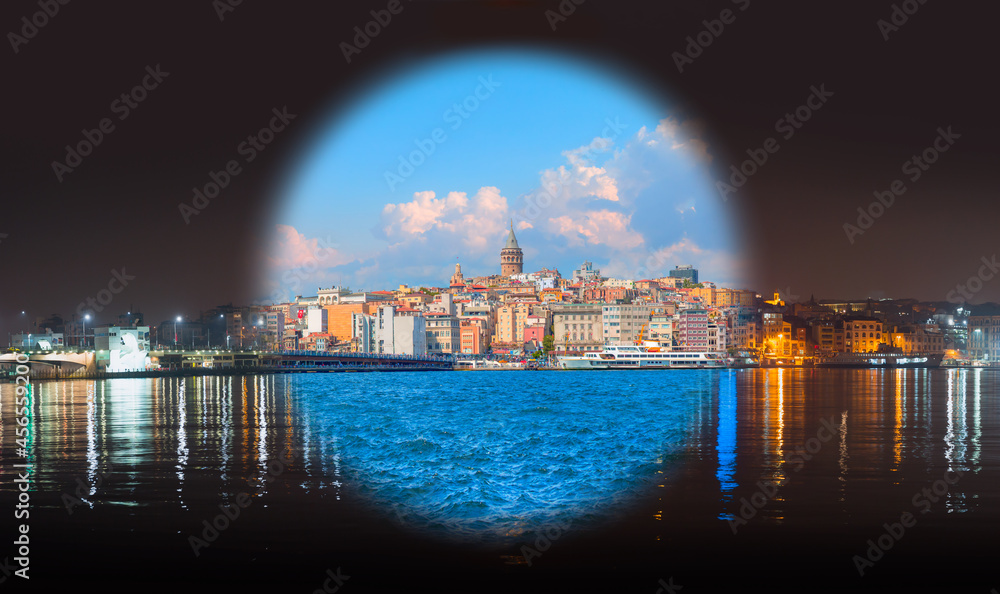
293;371;712;539
1;368;999;592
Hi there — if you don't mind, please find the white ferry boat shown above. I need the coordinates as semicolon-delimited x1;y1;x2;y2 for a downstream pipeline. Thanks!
815;352;943;368
557;343;728;370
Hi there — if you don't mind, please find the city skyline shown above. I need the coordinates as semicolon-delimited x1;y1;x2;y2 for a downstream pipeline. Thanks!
263;47;743;304
4;2;1000;340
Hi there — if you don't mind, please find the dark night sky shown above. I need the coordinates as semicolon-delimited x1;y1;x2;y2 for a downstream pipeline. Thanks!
3;0;999;339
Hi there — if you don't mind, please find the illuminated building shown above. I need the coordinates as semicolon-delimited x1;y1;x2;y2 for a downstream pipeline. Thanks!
844;318;885;353
968;314;1000;362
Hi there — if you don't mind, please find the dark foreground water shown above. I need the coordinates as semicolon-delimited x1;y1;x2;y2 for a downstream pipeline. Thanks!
1;369;998;593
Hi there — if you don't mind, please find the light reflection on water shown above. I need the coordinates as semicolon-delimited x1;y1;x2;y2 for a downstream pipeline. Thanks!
1;368;997;542
703;368;998;527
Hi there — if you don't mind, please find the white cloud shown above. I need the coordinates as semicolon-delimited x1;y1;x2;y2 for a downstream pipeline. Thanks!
267;224;353;269
536;137;619;204
381;186;510;251
549;210;644;251
654;116;712;163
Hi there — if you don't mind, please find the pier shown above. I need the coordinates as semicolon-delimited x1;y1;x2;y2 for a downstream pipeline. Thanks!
0;349;453;381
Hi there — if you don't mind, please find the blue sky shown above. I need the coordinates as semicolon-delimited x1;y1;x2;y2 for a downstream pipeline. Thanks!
263;47;743;300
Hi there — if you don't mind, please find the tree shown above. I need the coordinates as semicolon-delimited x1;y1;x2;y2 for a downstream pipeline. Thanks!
542;334;554;354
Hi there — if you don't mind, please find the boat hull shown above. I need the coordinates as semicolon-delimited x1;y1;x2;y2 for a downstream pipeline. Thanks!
815;353;944;368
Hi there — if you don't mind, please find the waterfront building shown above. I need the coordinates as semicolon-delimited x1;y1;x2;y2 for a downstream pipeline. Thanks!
493;301;536;346
375;305;427;356
459;320;484;354
967;313;1000;361
300;332;331;351
811;321;845;356
889;324;945;354
707;323;726;352
601;303;662;344
647;314;674;345
550;303;603;353
845;318;885;353
425;312;461;355
10;330;64;350
678;308;709;351
522;314;549;346
351;312;376;353
324;303;376;341
458;304;494;351
720;306;759;350
94;326;151;352
307;307;328;335
264;310;285;351
500;221;524;277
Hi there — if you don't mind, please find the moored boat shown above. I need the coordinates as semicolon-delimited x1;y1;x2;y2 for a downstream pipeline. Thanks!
815;351;943;368
557;343;728;370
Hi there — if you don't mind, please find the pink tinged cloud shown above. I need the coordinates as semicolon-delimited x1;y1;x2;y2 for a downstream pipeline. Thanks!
549;209;644;251
268;224;353;269
381;186;510;253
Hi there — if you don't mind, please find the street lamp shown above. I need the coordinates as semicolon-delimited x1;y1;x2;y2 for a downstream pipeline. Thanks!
82;314;91;349
175;316;182;349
